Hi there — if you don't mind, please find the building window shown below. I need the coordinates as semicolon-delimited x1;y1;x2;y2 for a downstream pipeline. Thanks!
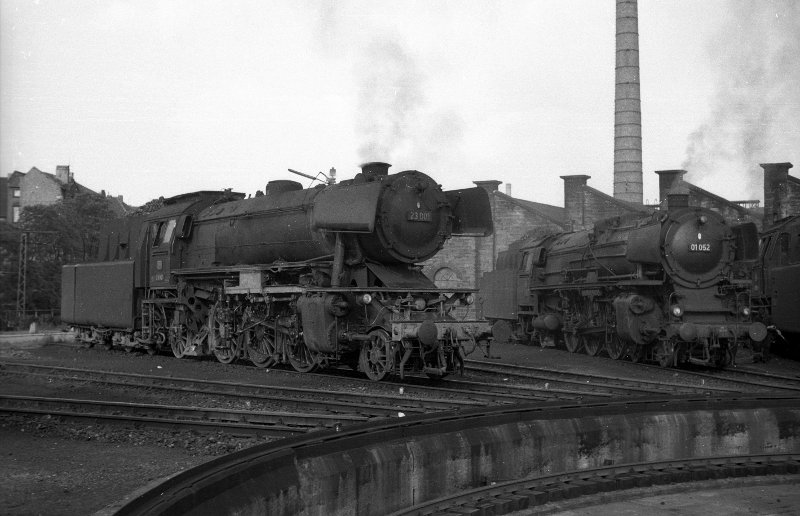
12;206;20;223
434;267;460;290
12;188;20;198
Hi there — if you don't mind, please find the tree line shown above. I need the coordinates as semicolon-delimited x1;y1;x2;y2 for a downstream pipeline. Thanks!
0;192;134;327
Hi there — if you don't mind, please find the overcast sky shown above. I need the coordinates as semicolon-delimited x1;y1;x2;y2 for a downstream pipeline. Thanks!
1;0;798;207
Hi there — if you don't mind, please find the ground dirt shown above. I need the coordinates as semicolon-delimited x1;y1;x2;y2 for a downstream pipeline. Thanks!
1;335;799;515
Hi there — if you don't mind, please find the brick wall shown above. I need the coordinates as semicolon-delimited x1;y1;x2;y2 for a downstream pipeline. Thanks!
561;174;648;230
655;169;760;227
20;168;63;208
423;190;565;290
763;162;800;226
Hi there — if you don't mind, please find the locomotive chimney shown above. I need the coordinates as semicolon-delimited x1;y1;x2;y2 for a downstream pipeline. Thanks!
761;162;794;225
613;0;643;205
360;162;391;176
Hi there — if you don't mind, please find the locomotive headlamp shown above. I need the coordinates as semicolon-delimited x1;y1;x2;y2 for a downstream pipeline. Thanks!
699;215;708;225
465;294;475;305
671;305;684;318
741;306;751;317
358;293;373;306
413;298;427;311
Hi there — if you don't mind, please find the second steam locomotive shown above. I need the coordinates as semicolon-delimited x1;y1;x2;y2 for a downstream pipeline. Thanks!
480;190;768;367
62;162;494;380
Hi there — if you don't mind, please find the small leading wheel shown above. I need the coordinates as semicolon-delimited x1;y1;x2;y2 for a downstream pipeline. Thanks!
170;327;191;358
605;335;628;360
359;329;394;381
583;335;601;356
288;339;320;373
564;332;580;353
246;326;277;368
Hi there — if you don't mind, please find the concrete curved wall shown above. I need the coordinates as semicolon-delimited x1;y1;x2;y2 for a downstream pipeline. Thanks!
111;397;800;516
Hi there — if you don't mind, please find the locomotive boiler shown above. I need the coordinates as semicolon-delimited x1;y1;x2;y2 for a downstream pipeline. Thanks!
480;191;768;367
61;162;494;380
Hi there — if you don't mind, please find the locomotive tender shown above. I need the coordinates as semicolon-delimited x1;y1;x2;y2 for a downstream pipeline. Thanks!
753;215;800;340
61;162;494;380
480;191;768;367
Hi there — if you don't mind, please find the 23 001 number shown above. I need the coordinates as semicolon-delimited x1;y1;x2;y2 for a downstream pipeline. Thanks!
407;210;432;222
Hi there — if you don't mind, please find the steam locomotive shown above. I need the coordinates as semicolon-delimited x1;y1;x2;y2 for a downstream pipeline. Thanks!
480;190;768;368
753;215;800;345
61;162;494;381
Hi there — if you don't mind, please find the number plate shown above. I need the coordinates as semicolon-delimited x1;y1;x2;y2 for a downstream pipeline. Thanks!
407;210;432;222
689;243;711;252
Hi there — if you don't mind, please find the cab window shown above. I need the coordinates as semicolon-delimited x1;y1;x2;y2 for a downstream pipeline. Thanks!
790;232;800;264
161;219;177;245
152;219;177;247
520;252;533;274
777;233;790;266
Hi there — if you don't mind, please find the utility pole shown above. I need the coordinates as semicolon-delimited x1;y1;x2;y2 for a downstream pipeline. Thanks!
15;230;58;322
16;232;28;319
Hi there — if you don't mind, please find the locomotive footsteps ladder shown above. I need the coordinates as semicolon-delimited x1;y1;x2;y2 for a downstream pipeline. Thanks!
208;303;240;364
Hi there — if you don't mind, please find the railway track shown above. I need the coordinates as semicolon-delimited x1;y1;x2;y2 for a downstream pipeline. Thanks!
464;359;743;396
627;361;800;394
0;394;358;437
390;454;800;516
0;361;482;416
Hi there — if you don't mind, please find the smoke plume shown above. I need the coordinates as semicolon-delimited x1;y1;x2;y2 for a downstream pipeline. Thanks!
355;36;425;162
682;0;800;200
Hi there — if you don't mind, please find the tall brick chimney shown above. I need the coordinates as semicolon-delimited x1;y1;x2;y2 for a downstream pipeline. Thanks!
473;180;502;193
613;0;643;204
762;162;794;225
55;165;72;184
561;175;590;229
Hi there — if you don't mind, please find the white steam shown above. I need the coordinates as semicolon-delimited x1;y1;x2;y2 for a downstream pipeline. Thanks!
683;0;800;200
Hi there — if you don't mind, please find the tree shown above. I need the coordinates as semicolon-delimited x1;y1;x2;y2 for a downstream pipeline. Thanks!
15;192;119;313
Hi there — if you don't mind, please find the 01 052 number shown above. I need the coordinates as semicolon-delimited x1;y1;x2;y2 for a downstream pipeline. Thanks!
689;243;711;252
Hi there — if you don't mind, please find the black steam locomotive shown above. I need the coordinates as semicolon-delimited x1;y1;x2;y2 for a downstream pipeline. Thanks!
480;191;768;368
753;215;800;344
61;163;493;380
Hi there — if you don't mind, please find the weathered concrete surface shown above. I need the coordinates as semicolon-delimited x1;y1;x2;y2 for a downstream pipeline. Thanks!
114;397;800;516
0;331;75;348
